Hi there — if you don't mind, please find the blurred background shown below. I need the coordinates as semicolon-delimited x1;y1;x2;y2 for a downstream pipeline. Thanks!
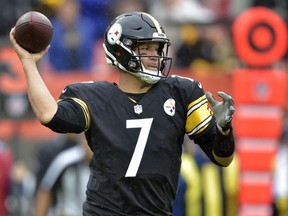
0;0;287;215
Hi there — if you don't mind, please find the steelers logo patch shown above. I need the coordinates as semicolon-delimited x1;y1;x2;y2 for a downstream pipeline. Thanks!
107;23;122;45
164;98;176;116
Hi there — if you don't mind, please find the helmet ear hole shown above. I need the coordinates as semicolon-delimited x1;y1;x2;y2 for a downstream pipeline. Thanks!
123;38;133;47
128;58;140;70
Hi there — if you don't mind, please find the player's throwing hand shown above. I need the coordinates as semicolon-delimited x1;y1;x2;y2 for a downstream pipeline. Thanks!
9;28;49;63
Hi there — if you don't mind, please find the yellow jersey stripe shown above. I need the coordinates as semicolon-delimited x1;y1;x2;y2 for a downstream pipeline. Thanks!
186;95;212;135
187;115;211;136
187;98;208;116
72;98;91;131
187;95;206;111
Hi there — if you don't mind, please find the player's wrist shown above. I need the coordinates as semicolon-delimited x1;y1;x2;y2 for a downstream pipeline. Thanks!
217;122;231;136
21;57;34;63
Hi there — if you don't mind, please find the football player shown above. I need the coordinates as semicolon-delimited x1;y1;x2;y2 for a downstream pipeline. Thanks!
10;11;235;216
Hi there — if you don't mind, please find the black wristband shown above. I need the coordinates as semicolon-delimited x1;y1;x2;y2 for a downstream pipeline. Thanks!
214;126;235;157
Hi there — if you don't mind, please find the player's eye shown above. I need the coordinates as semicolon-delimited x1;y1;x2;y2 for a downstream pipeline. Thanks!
137;47;148;55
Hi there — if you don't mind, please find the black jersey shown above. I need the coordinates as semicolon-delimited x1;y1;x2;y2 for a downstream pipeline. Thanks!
49;75;216;215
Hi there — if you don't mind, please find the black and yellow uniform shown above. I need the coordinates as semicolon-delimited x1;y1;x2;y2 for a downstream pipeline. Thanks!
45;75;234;215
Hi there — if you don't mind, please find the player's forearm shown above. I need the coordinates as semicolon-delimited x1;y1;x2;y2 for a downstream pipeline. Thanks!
22;59;57;124
212;127;235;167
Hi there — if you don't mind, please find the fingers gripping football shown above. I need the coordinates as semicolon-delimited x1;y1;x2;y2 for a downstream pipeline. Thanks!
205;91;235;129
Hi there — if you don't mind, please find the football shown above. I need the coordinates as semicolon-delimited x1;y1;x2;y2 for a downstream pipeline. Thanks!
14;11;53;53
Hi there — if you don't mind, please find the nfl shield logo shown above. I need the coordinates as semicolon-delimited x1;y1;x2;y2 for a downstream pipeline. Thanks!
134;104;143;114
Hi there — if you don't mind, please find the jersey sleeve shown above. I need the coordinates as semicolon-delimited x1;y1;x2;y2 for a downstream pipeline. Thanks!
45;84;91;133
173;76;235;166
173;76;213;139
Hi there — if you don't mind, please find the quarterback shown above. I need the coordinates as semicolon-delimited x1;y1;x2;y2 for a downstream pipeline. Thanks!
10;11;235;216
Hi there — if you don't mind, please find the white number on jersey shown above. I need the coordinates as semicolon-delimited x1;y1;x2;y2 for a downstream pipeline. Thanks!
125;118;153;177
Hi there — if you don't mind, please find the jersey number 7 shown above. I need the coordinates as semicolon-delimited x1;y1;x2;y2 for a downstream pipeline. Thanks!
125;118;153;177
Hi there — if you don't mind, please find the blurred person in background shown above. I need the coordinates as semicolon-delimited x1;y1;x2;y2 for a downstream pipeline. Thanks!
147;0;239;73
46;0;97;72
173;141;239;216
79;0;116;41
201;22;239;72
146;0;216;53
38;0;116;40
273;128;288;216
174;24;215;70
33;133;92;216
7;160;35;216
175;22;238;72
0;140;13;216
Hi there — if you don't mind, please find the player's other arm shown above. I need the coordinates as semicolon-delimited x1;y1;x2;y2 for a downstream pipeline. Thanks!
184;78;235;167
186;89;235;166
206;91;235;166
9;28;57;124
193;116;235;167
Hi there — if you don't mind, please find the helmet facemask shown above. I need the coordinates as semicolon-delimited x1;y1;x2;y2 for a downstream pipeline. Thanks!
126;40;172;84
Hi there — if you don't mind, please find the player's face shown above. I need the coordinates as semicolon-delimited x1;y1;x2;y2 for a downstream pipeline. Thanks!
134;42;160;71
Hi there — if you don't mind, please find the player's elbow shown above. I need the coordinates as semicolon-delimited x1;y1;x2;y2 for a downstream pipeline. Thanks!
32;103;58;124
38;114;54;125
37;110;56;125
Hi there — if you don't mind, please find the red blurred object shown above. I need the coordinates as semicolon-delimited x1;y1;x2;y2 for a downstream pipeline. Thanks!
232;7;287;67
239;172;272;204
233;69;287;106
0;142;13;216
233;106;283;138
237;139;277;171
